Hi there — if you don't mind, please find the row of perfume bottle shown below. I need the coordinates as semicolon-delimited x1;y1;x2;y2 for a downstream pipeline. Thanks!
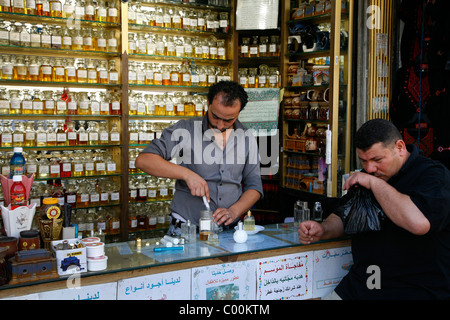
131;0;229;7
128;175;175;203
0;119;121;148
1;148;120;178
128;91;207;116
0;88;122;115
0;20;119;52
128;61;231;87
128;33;227;60
239;35;281;58
128;201;172;232
0;0;120;22
28;177;121;208
238;66;282;89
1;55;120;84
128;4;229;33
128;120;169;146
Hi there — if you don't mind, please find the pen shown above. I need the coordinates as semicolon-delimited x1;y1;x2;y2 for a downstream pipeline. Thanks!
153;246;184;252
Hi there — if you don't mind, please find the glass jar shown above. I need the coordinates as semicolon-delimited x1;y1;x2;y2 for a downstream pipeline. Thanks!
9;89;21;114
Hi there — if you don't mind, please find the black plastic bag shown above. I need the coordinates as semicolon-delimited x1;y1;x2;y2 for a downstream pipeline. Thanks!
340;185;386;235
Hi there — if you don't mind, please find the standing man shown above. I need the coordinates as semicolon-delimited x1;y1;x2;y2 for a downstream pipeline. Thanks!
298;119;450;299
135;81;263;235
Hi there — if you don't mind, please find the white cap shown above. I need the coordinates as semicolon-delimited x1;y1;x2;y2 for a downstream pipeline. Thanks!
13;147;23;153
12;175;22;182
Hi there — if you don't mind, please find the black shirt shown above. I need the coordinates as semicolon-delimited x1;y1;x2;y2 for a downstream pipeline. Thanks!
334;145;450;299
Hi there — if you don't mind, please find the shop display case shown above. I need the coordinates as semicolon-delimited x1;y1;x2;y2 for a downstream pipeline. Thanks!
281;0;354;198
0;0;234;242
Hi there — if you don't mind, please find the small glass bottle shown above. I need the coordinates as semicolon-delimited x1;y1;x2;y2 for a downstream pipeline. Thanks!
199;210;212;241
95;0;107;22
106;0;119;23
55;120;66;146
19;22;30;47
65;121;77;146
49;0;61;17
13;56;27;81
108;59;119;84
42;90;55;115
32;90;43;115
24;120;36;146
39;57;52;82
76;59;87;83
52;58;65;82
65;58;77;82
243;210;255;231
84;0;94;20
35;121;47;146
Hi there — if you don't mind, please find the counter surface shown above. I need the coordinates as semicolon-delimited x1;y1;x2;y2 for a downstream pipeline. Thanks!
0;223;351;298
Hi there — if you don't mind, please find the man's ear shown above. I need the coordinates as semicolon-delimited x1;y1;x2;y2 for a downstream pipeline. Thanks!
395;139;407;156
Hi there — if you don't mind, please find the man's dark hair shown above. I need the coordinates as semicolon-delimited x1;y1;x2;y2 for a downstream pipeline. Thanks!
207;80;248;111
354;118;402;151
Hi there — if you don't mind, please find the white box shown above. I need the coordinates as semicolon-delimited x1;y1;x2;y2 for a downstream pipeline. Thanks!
51;238;87;276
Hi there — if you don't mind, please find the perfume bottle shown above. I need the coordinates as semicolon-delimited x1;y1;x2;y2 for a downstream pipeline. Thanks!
243;210;255;231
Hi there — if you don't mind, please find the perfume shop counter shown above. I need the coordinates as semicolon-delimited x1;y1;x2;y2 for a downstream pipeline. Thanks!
0;223;351;299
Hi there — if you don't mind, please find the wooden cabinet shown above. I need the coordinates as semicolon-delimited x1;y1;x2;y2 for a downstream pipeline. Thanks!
280;0;354;198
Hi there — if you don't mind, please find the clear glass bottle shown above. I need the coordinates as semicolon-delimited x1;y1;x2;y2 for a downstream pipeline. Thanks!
46;121;56;146
42;90;55;115
86;59;97;84
55;119;66;146
250;35;259;57
87;121;99;146
65;121;77;146
13;55;27;81
95;28;108;52
61;27;72;50
77;120;88;145
109;121;120;144
108;59;119;84
49;0;61;17
95;0;107;22
29;24;40;48
65;58;77;82
62;0;74;18
199;210;212;242
243;210;255;231
71;28;83;50
128;32;136;54
12;121;25;147
107;29;118;52
52;57;65;82
39;56;52;81
25;121;37;147
106;0;119;23
72;152;84;176
1;55;13;80
73;0;84;19
83;27;95;51
55;90;66;115
9;21;21;46
32;89;43;114
84;0;95;20
40;23;51;48
76;59;87;83
19;22;30;47
37;152;49;178
21;89;33;114
25;0;36;14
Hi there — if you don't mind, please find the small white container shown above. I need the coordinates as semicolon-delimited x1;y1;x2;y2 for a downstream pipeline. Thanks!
85;242;105;258
81;237;101;245
87;255;108;271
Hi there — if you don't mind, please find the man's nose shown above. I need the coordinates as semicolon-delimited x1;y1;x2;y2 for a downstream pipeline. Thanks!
365;162;377;173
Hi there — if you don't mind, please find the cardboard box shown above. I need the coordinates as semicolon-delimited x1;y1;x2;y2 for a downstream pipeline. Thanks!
51;238;87;276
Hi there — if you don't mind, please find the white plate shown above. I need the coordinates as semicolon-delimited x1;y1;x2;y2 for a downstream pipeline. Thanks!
234;225;264;235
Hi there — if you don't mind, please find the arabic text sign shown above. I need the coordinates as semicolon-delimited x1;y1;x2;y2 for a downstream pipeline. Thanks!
117;269;191;300
312;246;353;298
192;261;256;300
257;252;313;300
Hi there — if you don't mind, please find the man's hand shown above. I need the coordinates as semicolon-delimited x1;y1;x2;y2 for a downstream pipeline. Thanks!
184;171;210;200
298;221;325;244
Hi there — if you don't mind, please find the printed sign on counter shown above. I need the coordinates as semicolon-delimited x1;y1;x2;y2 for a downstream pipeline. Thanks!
192;261;256;300
117;269;191;300
39;282;117;300
312;246;353;298
256;251;313;300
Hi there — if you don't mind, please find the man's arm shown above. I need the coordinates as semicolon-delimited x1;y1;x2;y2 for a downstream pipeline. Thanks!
135;152;210;200
298;213;345;244
344;172;430;235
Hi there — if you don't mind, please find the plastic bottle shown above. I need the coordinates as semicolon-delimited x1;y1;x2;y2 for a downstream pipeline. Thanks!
10;175;27;209
10;147;26;176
